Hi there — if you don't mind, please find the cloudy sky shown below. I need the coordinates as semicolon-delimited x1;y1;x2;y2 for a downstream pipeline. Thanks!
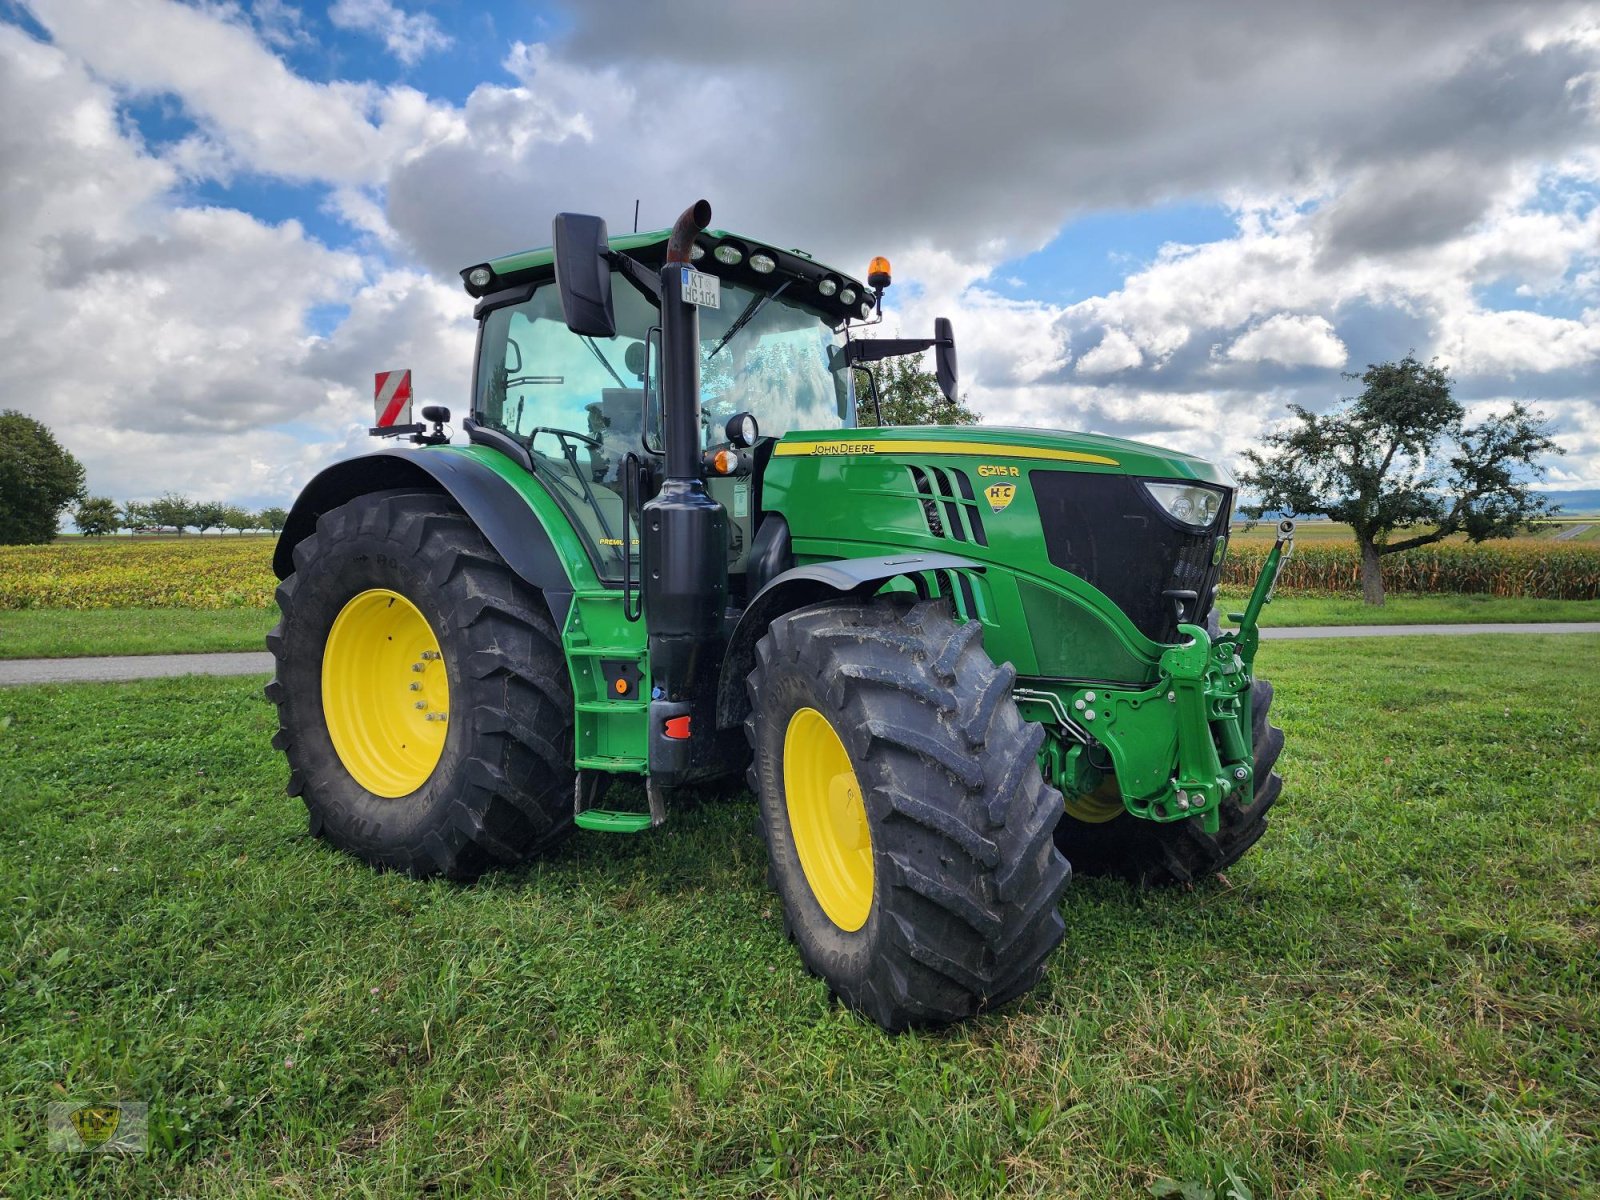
2;0;1598;508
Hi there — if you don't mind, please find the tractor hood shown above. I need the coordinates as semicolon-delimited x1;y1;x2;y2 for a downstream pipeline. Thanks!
771;424;1234;487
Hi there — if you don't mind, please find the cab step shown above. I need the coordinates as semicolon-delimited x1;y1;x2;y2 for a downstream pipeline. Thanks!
574;810;655;833
573;771;665;833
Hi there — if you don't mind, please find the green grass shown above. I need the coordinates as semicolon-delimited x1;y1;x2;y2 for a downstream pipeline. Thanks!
5;595;1597;662
2;637;1598;1196
0;608;277;659
1217;591;1600;627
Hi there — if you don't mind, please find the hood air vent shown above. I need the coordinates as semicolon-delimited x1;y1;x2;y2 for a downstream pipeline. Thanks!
907;466;988;547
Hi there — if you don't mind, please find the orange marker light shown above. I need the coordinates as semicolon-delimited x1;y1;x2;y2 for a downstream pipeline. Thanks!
615;677;628;695
867;256;892;289
713;449;737;475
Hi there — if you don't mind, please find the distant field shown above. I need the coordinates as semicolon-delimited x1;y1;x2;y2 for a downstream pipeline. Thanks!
1224;540;1600;600
3;521;1597;625
0;539;275;610
1228;517;1598;543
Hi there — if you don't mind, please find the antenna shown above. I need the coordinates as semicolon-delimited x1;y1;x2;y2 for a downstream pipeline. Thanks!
633;199;640;233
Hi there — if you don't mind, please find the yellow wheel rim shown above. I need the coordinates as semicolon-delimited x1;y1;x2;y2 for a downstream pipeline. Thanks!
783;707;873;932
321;588;449;798
1062;787;1125;824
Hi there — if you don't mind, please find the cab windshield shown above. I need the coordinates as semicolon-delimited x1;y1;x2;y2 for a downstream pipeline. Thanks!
473;268;854;577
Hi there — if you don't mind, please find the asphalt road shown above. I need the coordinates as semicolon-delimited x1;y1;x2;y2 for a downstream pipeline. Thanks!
2;623;1597;686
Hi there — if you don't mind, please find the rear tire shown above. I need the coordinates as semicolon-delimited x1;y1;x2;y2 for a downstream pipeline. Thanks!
1053;677;1284;886
746;597;1070;1031
266;489;574;880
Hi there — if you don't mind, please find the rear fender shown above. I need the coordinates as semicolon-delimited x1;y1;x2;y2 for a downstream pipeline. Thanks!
274;448;575;625
714;552;986;729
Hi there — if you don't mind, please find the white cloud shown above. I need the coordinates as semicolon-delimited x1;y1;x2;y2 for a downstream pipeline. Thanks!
24;0;460;184
1075;329;1145;375
4;0;1600;501
1226;313;1348;368
328;0;450;67
0;23;472;506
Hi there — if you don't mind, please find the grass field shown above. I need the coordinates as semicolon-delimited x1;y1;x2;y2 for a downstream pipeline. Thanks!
1216;592;1600;627
3;596;1597;661
0;608;281;659
2;635;1596;1197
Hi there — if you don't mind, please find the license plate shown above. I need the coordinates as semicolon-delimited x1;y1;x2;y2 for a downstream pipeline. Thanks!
681;267;721;309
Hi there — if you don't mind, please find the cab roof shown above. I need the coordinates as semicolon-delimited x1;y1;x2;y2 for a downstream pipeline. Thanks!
462;227;876;325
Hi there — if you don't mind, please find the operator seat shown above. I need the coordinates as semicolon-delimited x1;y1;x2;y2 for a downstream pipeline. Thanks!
586;388;645;488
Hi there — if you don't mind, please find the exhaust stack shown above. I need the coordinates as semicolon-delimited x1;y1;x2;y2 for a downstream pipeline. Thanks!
642;199;728;786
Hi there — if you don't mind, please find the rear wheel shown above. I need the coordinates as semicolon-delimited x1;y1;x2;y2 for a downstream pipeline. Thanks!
746;597;1070;1031
1053;677;1285;886
266;489;574;879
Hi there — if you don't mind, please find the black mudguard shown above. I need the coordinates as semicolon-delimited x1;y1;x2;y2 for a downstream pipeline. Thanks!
273;447;576;625
713;551;986;729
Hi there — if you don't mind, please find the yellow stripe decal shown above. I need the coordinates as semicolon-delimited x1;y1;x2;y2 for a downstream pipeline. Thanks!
774;439;1119;466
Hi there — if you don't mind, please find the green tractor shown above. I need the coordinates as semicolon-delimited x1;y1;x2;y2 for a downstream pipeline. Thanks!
268;200;1293;1031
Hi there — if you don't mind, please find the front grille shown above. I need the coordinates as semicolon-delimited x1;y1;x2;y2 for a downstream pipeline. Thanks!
1029;471;1229;642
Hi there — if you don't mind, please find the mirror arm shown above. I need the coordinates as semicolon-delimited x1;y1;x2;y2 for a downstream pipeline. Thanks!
838;337;938;366
607;250;663;306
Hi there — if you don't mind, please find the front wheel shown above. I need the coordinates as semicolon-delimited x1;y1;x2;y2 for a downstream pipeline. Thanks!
265;489;575;879
746;597;1071;1032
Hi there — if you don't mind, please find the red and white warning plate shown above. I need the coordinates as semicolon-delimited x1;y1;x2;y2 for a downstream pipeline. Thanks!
373;369;412;427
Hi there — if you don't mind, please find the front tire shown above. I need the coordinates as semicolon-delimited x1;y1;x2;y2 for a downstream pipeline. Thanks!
266;489;575;880
746;597;1070;1031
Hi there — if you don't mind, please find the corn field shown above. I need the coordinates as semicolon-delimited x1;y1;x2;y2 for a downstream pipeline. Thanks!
2;533;1597;609
1224;540;1600;600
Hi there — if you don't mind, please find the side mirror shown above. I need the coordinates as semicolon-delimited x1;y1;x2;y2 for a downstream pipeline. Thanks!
934;317;958;404
552;213;616;338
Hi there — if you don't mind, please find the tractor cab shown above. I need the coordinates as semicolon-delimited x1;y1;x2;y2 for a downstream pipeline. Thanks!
459;216;930;594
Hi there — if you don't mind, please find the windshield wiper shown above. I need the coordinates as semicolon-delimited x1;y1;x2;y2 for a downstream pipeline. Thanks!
707;280;790;360
582;337;626;388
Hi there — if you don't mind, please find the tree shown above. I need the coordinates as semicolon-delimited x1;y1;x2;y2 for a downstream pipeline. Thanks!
257;506;289;534
191;500;229;535
75;496;122;537
145;492;197;535
221;505;255;535
1237;355;1561;606
857;354;981;427
122;500;152;534
0;410;85;544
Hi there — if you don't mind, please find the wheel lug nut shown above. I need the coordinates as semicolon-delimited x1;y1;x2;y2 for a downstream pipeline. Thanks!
412;662;425;673
415;701;428;710
410;682;422;692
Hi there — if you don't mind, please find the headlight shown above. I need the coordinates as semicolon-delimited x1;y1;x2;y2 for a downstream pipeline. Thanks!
1142;481;1224;529
839;287;856;305
466;266;493;289
714;243;743;265
749;251;776;274
818;278;838;296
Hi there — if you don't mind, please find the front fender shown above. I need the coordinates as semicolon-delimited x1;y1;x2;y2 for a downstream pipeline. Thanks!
714;551;986;729
274;446;576;625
